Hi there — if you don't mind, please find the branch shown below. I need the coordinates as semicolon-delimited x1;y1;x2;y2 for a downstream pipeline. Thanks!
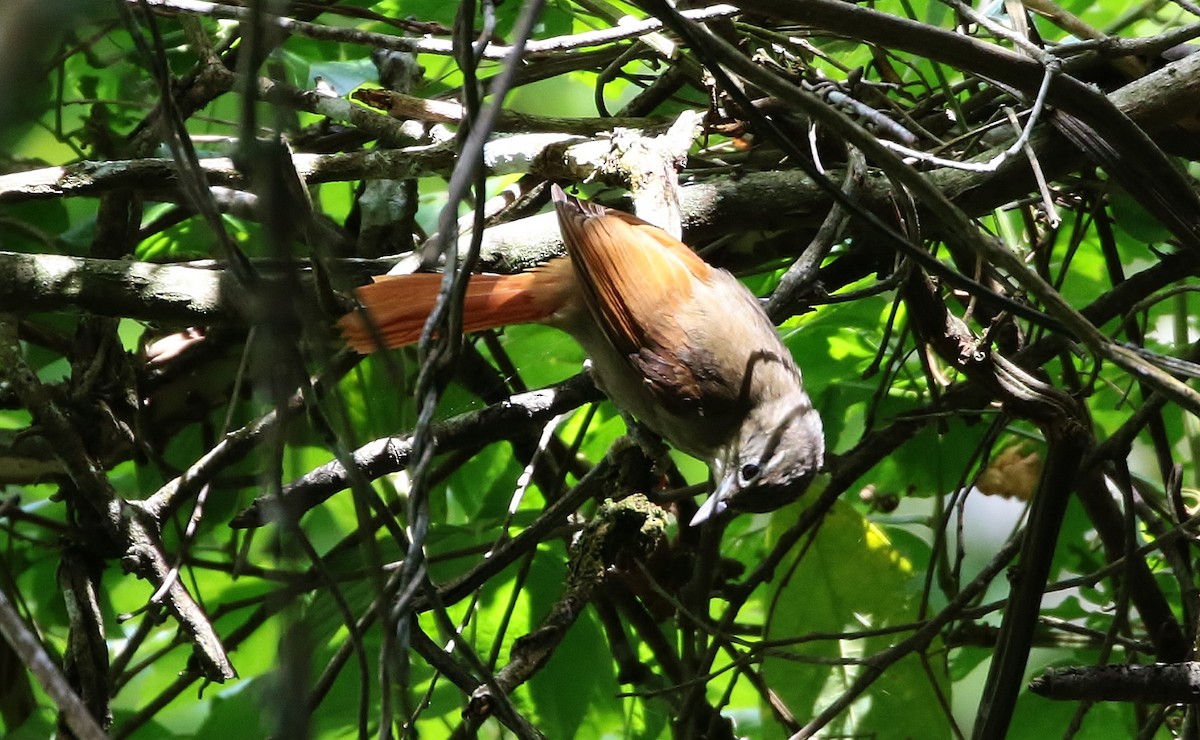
0;166;832;326
134;0;739;60
0;251;228;323
3;42;1193;213
464;495;669;726
0;317;235;682
743;0;1200;254
229;373;604;528
351;87;673;135
664;2;1200;415
428;440;657;610
1031;662;1200;703
0;587;106;740
971;362;1093;740
0;129;649;204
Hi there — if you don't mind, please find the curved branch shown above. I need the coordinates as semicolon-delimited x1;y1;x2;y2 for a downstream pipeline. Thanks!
229;373;604;528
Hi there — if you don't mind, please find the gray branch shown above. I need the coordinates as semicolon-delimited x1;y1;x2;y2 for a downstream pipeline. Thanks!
230;373;604;529
1031;663;1200;703
134;0;739;60
0;166;834;325
0;587;107;740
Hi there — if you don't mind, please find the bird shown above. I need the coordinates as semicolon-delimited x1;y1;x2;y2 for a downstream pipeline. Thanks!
338;184;824;524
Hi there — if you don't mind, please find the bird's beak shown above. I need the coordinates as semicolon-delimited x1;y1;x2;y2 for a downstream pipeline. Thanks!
690;475;735;526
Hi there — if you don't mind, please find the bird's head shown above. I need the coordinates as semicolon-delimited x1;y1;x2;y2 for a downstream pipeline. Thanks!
691;393;824;525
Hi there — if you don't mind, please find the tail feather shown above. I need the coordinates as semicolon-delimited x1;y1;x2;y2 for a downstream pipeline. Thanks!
338;261;572;353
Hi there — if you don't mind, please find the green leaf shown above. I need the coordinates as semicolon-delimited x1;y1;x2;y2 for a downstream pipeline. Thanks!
762;499;953;738
308;58;380;97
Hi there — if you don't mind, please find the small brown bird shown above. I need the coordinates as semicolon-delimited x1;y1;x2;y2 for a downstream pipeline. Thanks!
339;185;824;523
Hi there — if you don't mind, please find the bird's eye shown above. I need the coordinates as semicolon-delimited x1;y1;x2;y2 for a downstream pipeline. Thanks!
740;463;761;483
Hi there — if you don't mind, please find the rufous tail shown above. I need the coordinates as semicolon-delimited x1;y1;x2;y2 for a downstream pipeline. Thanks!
338;259;573;353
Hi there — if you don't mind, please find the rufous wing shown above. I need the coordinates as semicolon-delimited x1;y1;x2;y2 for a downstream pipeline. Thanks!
552;186;717;410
